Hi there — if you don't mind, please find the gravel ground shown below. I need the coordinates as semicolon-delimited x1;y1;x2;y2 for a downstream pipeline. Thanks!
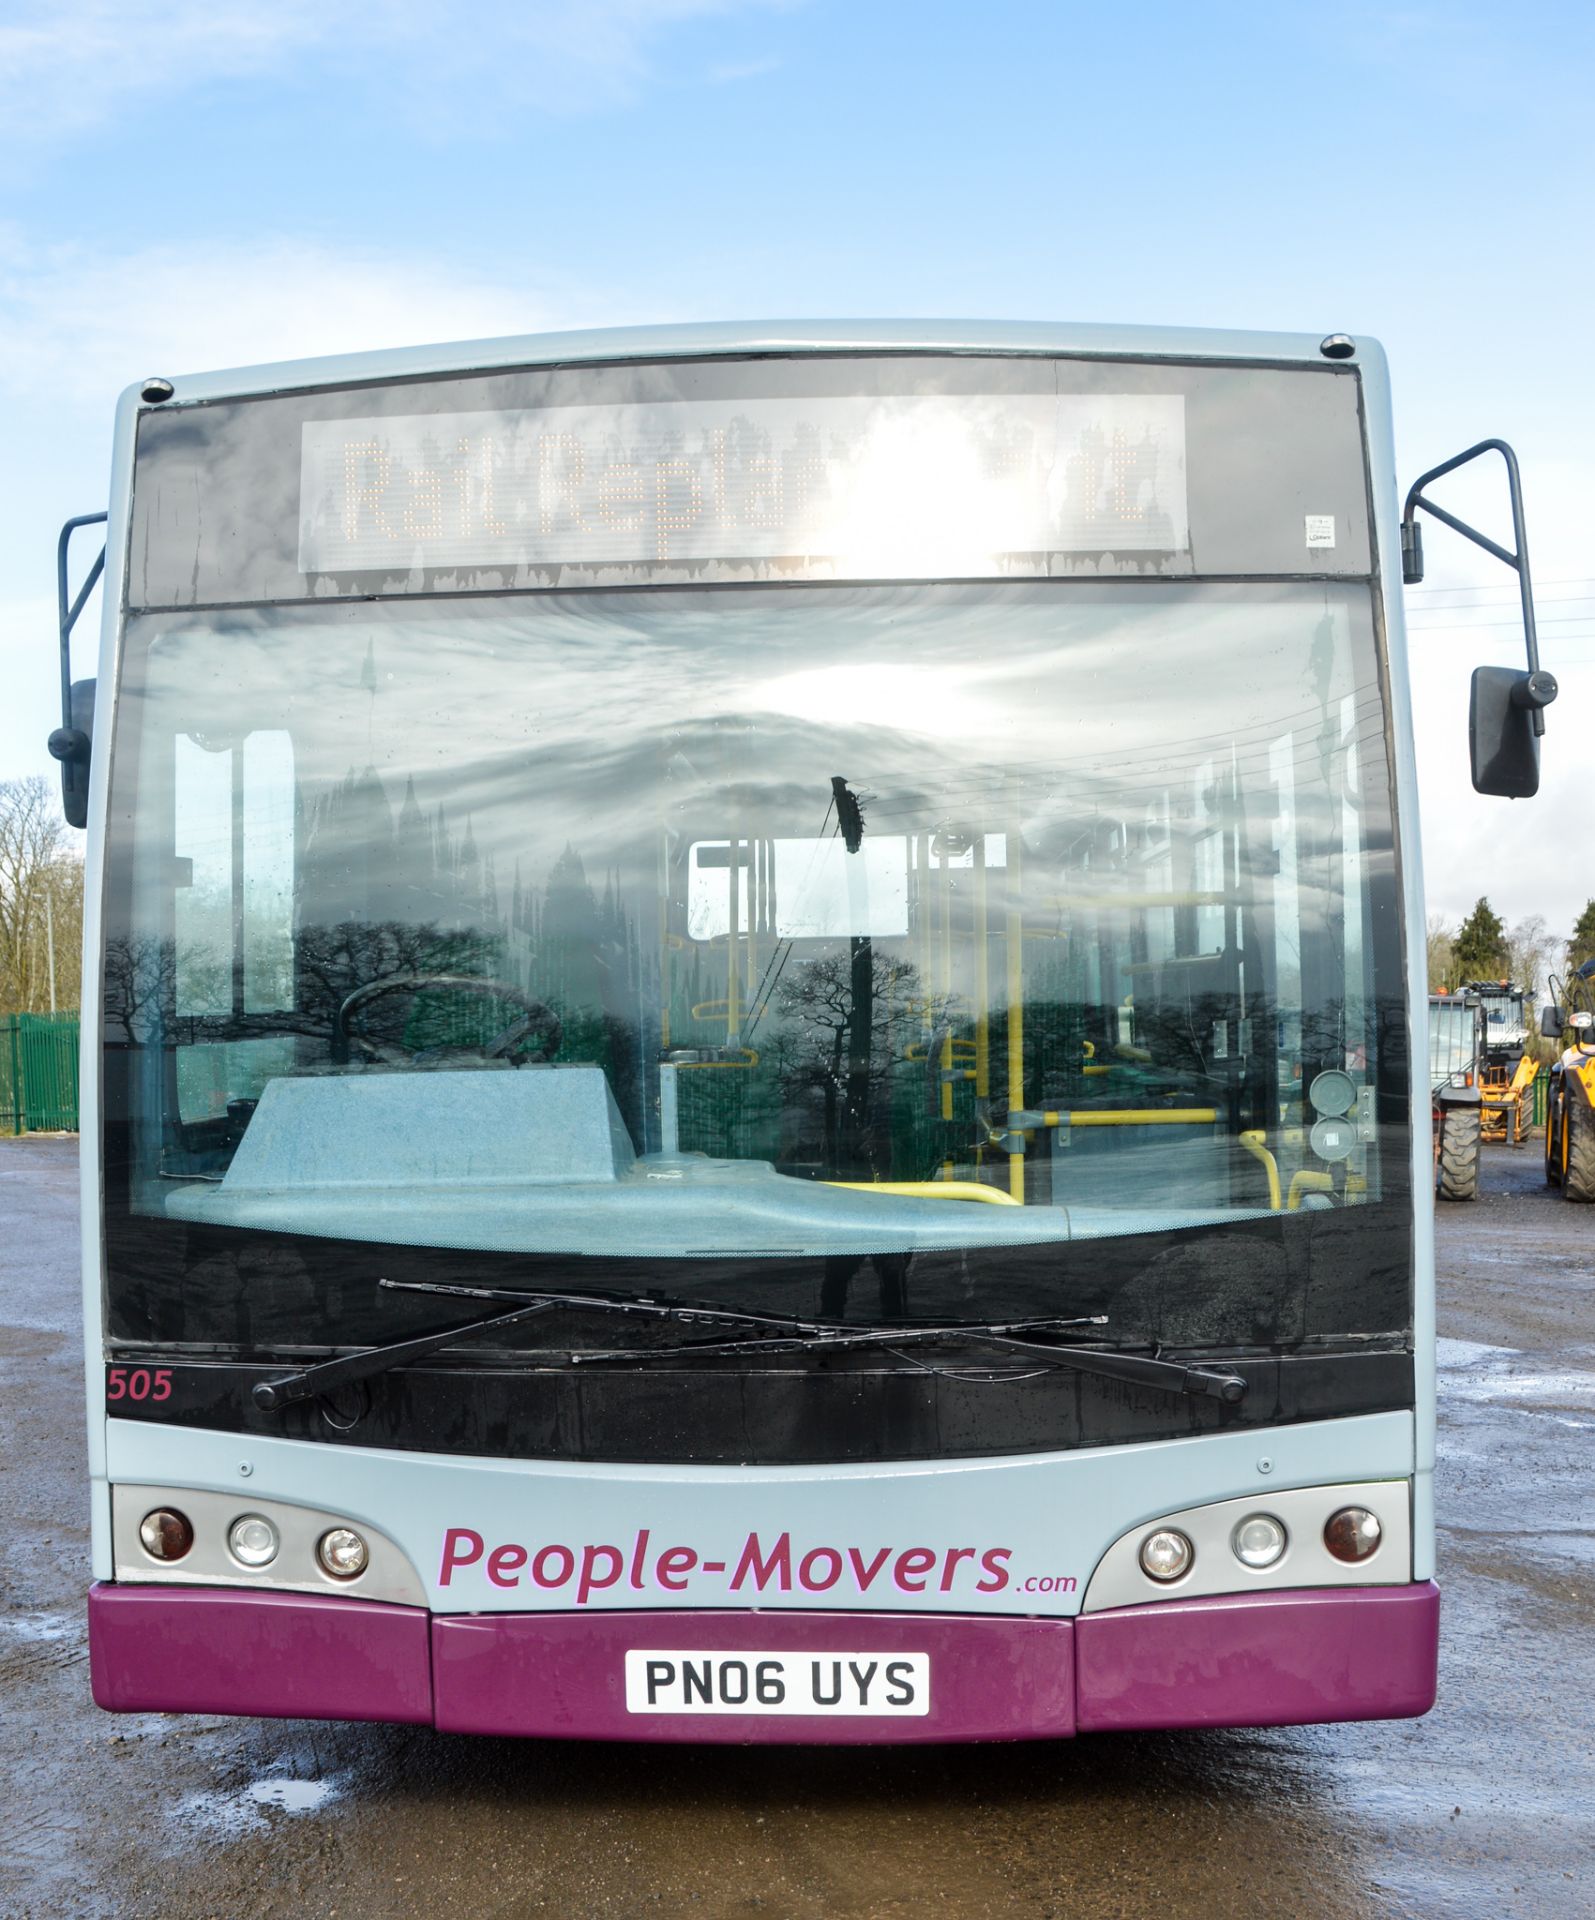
1;1134;1591;1920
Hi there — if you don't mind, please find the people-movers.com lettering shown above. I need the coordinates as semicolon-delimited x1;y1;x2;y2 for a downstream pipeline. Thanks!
438;1528;1025;1602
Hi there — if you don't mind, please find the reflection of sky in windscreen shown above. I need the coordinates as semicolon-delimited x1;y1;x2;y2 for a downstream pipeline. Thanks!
142;583;1373;898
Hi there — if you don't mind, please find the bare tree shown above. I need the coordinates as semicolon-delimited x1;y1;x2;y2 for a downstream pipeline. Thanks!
776;946;932;1174
1425;913;1457;994
1505;915;1561;1003
0;778;84;1014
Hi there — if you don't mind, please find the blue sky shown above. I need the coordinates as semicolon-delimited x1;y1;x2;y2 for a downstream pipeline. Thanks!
3;0;1592;936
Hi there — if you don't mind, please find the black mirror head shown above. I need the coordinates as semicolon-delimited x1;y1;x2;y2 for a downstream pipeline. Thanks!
1541;1006;1566;1038
1469;666;1541;798
48;677;96;828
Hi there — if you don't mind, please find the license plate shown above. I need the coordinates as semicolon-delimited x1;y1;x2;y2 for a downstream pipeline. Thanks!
624;1649;930;1717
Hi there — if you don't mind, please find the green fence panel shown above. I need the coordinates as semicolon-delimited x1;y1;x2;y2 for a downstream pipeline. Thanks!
0;1013;80;1134
1532;1065;1549;1130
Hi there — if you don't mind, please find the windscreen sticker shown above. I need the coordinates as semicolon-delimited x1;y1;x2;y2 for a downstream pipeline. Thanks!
1305;513;1337;548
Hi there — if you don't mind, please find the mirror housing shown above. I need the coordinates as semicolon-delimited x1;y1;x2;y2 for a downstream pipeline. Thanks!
1541;1005;1566;1039
47;678;96;829
1470;666;1556;798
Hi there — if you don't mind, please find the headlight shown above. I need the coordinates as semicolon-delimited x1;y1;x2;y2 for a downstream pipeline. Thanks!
316;1527;369;1580
1323;1506;1382;1563
1138;1528;1194;1583
227;1513;280;1568
1231;1513;1288;1569
137;1508;193;1561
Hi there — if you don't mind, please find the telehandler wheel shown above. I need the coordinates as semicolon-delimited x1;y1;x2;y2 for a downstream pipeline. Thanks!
1438;1104;1480;1202
1564;1096;1595;1203
1546;1085;1564;1188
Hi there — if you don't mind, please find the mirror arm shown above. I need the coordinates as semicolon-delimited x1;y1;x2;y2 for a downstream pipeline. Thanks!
49;512;108;827
1401;439;1551;735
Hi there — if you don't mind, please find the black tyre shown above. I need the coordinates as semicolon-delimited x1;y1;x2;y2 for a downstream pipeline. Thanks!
1437;1104;1480;1202
1546;1083;1564;1188
1564;1095;1595;1203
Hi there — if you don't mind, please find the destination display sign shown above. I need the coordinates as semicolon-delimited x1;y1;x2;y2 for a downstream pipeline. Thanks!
298;393;1189;578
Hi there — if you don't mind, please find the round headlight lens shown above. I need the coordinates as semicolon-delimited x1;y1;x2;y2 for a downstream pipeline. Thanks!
316;1527;369;1580
1231;1513;1288;1569
138;1508;193;1561
227;1513;280;1568
1138;1527;1195;1583
1324;1506;1382;1564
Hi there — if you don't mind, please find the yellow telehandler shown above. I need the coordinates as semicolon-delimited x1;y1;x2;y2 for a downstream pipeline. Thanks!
1542;963;1595;1201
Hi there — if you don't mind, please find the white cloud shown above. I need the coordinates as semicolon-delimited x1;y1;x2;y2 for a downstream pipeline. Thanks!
0;234;611;407
0;234;630;790
0;0;792;144
0;1;336;139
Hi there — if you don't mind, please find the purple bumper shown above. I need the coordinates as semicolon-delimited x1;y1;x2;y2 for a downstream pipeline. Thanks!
88;1581;1439;1743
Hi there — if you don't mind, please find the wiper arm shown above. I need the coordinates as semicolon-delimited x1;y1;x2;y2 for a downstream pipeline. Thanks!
252;1297;560;1411
253;1276;929;1412
570;1324;1247;1402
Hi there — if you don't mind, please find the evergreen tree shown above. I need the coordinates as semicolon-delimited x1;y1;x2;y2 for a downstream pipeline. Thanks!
1453;897;1507;982
1569;900;1595;972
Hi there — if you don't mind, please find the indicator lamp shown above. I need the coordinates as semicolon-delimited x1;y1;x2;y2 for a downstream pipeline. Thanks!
317;1528;370;1580
1138;1528;1194;1583
138;1508;194;1561
1231;1514;1288;1569
1323;1507;1382;1563
227;1513;280;1568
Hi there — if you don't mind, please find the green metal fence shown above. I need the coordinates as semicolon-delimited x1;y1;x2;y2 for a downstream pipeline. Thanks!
1;1013;81;1134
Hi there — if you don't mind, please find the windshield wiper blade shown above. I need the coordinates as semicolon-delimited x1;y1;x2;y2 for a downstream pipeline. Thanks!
376;1277;1104;1342
385;1282;1198;1389
569;1324;1247;1402
252;1298;560;1411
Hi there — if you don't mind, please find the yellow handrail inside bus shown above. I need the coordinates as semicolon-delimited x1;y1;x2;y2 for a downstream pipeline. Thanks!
823;1180;1021;1206
1287;1170;1334;1209
1239;1129;1282;1211
1019;1108;1220;1128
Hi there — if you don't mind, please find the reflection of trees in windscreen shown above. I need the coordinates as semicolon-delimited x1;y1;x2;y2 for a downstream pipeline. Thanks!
773;945;935;1177
296;770;640;1090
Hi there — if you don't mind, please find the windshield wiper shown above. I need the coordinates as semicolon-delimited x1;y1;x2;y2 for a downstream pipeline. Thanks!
250;1278;1242;1408
251;1276;950;1411
566;1324;1248;1402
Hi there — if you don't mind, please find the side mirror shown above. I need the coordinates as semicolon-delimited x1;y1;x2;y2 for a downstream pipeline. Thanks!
47;678;96;829
1470;666;1557;798
1404;441;1554;800
1541;1006;1566;1039
53;510;108;831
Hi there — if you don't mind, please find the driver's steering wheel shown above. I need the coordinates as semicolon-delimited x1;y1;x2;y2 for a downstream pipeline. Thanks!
332;974;563;1068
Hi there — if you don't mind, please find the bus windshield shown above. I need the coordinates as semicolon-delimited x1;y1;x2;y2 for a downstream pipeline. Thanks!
104;576;1404;1335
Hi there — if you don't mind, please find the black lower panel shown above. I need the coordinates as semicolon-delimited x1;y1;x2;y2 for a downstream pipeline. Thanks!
105;1348;1412;1464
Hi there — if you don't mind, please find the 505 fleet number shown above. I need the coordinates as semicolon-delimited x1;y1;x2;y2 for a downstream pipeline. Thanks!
106;1366;173;1404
